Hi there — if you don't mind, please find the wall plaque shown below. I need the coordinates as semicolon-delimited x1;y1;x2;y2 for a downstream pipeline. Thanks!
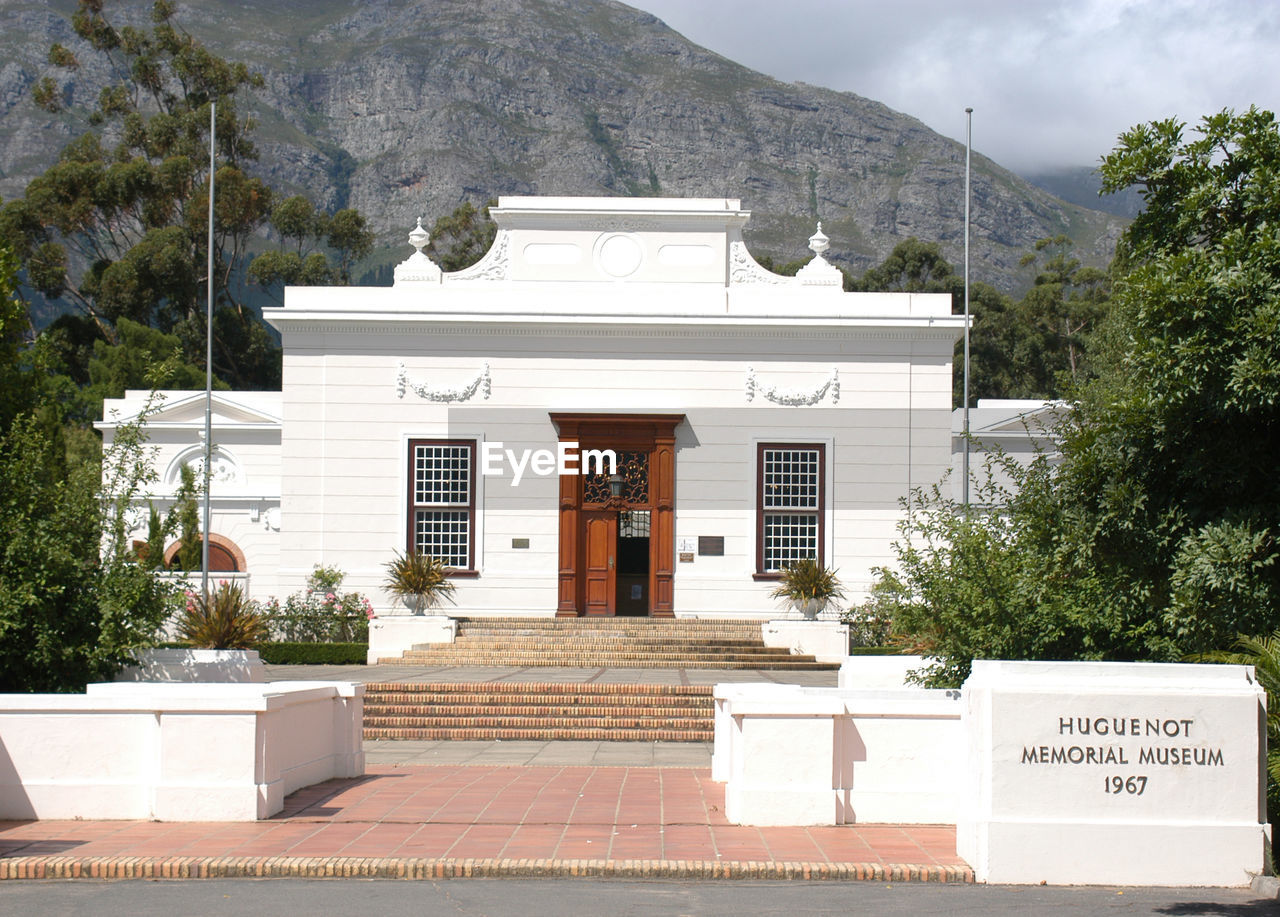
511;538;530;549
679;552;695;564
698;536;724;556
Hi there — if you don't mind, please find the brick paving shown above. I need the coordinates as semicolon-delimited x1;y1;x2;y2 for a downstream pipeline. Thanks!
0;763;971;881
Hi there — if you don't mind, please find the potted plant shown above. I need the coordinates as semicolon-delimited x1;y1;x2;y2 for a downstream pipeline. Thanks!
176;581;270;648
383;550;456;614
119;581;268;682
770;557;846;620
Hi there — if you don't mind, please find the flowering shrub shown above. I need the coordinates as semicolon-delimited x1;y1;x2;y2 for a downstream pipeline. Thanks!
262;566;373;643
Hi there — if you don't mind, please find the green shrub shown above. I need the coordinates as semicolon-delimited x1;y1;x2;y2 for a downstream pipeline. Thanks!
256;642;367;665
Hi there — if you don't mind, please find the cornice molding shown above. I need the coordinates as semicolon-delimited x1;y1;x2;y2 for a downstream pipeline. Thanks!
275;319;963;344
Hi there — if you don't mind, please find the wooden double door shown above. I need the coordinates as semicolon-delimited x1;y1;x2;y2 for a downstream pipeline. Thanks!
551;413;683;618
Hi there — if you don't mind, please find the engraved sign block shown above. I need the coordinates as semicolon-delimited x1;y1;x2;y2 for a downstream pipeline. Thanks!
958;660;1268;886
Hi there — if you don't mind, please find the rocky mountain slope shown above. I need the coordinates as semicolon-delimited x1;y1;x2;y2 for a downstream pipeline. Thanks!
0;0;1124;291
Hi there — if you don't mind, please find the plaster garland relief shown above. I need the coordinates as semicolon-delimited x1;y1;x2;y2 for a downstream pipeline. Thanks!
396;362;492;402
745;366;840;406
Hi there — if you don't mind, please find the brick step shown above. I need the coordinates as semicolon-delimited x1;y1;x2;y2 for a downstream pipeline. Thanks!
366;702;710;717
381;659;832;670
363;682;714;697
362;725;714;742
387;653;828;665
401;645;805;657
455;627;762;635
386;660;829;671
454;617;763;626
451;634;773;646
455;622;762;630
362;681;713;742
365;713;711;730
366;701;716;717
430;644;801;657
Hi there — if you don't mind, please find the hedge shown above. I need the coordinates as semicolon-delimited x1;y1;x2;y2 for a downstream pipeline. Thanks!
256;642;368;665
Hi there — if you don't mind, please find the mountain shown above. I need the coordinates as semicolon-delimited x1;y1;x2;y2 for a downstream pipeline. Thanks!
0;0;1125;293
1021;166;1145;220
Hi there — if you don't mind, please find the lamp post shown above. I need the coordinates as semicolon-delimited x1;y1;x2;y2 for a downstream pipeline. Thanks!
962;106;973;510
201;101;215;601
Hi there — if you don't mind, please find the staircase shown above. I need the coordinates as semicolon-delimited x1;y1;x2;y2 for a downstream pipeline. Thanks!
376;616;838;670
362;681;715;742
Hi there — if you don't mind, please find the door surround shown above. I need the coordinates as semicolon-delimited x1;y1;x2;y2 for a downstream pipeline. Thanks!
550;413;683;617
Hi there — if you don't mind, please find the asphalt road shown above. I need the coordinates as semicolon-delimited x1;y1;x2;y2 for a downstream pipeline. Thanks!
1;879;1275;916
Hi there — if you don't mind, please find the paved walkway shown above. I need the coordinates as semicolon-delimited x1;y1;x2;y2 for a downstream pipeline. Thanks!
0;763;967;881
0;665;972;882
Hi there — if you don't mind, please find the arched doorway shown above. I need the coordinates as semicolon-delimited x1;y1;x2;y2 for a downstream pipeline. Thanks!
163;533;246;572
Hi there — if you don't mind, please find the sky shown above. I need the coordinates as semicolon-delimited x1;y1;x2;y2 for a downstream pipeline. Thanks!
629;0;1280;174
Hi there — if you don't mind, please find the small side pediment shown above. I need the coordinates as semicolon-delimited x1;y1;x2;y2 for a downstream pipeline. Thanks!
99;390;282;430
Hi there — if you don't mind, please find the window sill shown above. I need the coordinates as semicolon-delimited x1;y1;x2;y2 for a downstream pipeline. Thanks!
446;569;480;579
752;572;783;582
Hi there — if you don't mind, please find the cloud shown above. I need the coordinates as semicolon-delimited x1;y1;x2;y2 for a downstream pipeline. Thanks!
632;0;1280;172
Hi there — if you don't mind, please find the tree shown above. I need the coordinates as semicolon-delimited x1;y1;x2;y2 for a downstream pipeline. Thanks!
854;237;954;292
0;251;171;691
879;107;1280;682
1017;235;1110;392
2;0;373;393
853;237;1061;406
425;200;497;272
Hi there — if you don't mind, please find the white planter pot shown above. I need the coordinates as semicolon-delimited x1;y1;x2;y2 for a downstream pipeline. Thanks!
791;598;825;621
115;648;267;683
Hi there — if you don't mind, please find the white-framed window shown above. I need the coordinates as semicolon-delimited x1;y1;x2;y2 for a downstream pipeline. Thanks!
756;443;825;575
407;439;475;570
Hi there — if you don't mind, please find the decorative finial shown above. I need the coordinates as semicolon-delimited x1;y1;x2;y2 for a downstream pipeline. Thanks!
394;217;443;284
796;221;841;288
808;222;829;257
408;217;429;255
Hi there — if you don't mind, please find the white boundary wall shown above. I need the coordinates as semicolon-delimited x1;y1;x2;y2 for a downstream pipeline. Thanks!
716;659;1270;886
0;682;364;821
958;660;1268;886
714;683;964;826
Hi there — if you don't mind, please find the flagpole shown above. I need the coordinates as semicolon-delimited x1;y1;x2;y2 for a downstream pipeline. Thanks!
202;102;215;600
962;106;972;510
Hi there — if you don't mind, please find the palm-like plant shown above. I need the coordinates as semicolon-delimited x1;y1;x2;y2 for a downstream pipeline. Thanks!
383;550;456;612
175;582;268;649
1196;630;1280;821
770;557;846;619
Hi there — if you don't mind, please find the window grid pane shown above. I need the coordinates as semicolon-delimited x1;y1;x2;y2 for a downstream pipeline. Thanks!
619;509;651;538
414;445;471;506
414;510;470;568
762;448;820;510
763;512;819;572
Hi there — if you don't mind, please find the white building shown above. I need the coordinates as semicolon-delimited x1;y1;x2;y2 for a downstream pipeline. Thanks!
101;197;964;623
951;399;1066;505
